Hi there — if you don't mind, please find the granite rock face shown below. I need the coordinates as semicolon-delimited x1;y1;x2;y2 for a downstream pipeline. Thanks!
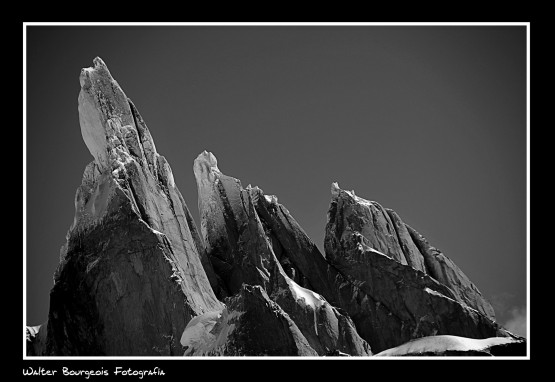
39;57;222;355
327;183;494;319
180;284;318;356
193;151;372;356
324;183;513;352
244;182;514;354
405;223;496;320
27;57;525;357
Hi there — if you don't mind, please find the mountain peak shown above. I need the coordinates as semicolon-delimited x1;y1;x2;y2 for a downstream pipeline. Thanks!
33;57;222;356
26;58;524;357
331;181;341;198
78;57;140;173
194;150;220;175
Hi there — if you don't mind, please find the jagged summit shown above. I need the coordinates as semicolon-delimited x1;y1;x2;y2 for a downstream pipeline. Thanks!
331;181;341;198
30;58;221;356
26;58;525;357
324;182;512;352
191;150;372;356
79;57;111;89
327;182;496;319
79;57;146;173
331;182;377;208
194;150;220;173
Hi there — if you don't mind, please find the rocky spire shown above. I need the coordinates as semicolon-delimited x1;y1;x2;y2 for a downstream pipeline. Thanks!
327;182;495;319
26;58;525;358
40;57;222;356
324;182;511;352
193;151;372;356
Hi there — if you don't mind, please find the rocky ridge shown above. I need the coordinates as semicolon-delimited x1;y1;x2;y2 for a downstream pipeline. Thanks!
191;151;372;356
30;57;221;356
26;58;525;357
324;183;512;352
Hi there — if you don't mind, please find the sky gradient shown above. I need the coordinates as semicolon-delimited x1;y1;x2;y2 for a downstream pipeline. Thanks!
25;24;527;336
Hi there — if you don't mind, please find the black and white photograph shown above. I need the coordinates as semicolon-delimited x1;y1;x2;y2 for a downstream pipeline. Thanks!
23;22;529;364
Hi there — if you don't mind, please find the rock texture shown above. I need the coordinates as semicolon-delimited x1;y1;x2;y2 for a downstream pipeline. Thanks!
41;57;222;355
193;151;372;356
180;284;318;356
26;325;47;356
328;183;494;319
244;181;514;353
26;57;526;357
405;223;496;320
374;335;527;357
325;183;513;352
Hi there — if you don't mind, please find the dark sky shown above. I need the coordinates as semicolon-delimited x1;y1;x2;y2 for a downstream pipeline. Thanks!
25;24;527;336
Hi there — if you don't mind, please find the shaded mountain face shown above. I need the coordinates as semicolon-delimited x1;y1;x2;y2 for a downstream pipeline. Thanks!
180;284;319;356
326;183;495;320
192;151;372;356
228;178;514;353
324;183;512;352
26;58;525;357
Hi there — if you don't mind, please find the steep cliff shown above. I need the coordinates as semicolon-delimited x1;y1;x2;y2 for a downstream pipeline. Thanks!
324;182;513;352
25;57;525;358
37;57;222;355
193;151;372;356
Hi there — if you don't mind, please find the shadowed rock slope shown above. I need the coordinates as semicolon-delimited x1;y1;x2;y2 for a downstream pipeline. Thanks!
222;179;520;354
324;183;515;352
192;151;372;356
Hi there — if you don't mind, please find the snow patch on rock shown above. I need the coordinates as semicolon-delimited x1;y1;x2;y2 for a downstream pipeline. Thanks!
375;335;517;356
424;287;457;303
331;182;341;198
285;277;326;310
180;310;223;355
331;182;377;207
424;287;481;315
180;308;247;356
264;194;276;203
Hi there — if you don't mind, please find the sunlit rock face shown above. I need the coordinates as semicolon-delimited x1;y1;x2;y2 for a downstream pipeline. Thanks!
180;284;319;356
239;181;511;354
193;151;372;356
26;57;525;357
39;57;222;356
